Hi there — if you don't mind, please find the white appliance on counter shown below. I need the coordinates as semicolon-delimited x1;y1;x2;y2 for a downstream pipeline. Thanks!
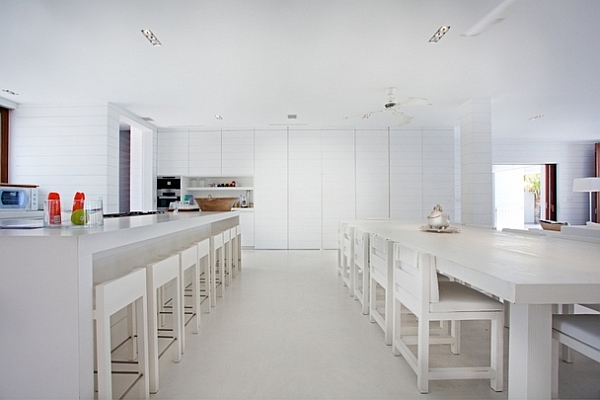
0;185;39;211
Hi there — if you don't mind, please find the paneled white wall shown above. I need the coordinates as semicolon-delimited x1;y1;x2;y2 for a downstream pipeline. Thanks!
493;140;596;225
157;130;189;176
189;130;221;175
10;104;117;211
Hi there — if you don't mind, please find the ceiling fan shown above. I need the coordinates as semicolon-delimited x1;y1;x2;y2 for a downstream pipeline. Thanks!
461;0;518;37
345;87;431;126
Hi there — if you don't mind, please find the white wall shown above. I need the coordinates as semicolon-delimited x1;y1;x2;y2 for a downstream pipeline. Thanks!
10;104;156;213
493;140;596;225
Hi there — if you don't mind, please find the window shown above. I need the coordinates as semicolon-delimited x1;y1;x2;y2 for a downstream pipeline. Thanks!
0;107;8;183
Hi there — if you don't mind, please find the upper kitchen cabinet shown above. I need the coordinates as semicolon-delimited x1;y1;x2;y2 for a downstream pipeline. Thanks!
222;130;255;175
157;130;189;176
189;130;222;175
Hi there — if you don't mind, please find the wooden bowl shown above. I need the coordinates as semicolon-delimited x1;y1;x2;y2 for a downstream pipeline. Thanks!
194;197;237;211
539;219;568;231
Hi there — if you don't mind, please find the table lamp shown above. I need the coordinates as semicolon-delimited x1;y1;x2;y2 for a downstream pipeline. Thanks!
572;177;600;222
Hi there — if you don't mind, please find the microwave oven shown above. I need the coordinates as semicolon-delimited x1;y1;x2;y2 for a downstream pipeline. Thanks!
0;186;39;210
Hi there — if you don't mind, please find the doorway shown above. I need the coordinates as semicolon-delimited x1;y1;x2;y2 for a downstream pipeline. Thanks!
493;164;552;230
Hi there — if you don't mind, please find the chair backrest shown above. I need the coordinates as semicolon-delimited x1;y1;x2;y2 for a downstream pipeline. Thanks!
393;242;439;314
370;233;393;277
197;238;210;258
95;268;147;317
180;245;197;270
353;227;369;265
343;224;354;255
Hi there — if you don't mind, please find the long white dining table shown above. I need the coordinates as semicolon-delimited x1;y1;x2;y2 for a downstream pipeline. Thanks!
345;220;600;400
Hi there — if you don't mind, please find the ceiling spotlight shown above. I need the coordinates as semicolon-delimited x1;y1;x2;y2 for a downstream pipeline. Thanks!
215;114;223;120
529;114;544;121
2;89;18;95
429;26;450;43
141;29;161;46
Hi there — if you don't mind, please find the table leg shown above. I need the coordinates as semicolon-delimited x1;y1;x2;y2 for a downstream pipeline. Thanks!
508;303;552;399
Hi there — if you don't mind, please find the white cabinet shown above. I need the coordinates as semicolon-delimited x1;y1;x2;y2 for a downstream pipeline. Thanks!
390;129;423;219
157;130;188;175
288;129;322;249
356;129;389;220
189;130;221;175
322;129;355;249
254;129;288;249
222;130;254;175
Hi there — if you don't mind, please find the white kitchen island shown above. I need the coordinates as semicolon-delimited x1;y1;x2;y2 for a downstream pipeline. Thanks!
0;211;239;399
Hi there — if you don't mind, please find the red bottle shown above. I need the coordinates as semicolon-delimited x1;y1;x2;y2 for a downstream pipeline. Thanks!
47;192;62;225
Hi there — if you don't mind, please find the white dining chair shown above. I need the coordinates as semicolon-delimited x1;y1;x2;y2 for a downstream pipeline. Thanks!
552;314;600;398
353;227;370;315
197;238;212;314
391;242;504;394
342;223;355;296
369;233;394;345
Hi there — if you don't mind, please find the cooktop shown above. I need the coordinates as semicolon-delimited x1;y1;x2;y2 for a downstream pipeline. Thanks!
103;211;165;219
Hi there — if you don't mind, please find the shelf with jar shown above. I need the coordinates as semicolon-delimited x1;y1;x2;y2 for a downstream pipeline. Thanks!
182;175;254;210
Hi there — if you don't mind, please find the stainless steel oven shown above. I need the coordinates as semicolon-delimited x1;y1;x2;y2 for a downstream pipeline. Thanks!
157;176;181;210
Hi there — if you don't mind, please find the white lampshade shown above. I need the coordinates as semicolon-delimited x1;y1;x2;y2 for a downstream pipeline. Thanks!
573;177;600;192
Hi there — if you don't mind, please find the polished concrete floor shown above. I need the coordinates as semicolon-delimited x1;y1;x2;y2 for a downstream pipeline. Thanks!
146;250;600;399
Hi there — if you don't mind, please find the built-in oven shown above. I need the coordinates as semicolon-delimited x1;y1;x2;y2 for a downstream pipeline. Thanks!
157;176;181;210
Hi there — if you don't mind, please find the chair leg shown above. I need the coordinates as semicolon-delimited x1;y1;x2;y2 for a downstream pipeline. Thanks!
417;316;430;394
369;278;376;323
552;339;559;399
450;321;461;355
392;297;401;356
147;286;160;394
490;316;504;392
135;296;150;399
96;314;113;400
384;285;392;346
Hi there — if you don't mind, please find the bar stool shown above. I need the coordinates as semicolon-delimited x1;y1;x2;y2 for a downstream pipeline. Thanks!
146;254;183;394
94;268;149;400
197;238;212;314
230;225;242;278
223;228;233;286
178;244;200;352
210;232;224;307
369;233;394;345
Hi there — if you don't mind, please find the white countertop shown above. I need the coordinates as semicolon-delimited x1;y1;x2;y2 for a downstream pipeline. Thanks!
0;210;238;237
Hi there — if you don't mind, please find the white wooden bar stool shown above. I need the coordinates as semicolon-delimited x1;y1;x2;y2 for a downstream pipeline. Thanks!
552;314;600;398
210;232;225;307
223;228;233;286
230;225;242;278
353;227;370;315
391;242;504;394
178;244;200;351
94;268;149;400
369;233;394;345
197;238;212;314
146;254;183;394
342;223;355;296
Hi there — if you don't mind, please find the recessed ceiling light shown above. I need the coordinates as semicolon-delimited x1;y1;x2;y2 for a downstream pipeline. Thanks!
287;114;297;120
429;26;450;43
141;117;154;122
141;29;161;46
215;114;223;120
529;114;544;121
2;89;18;95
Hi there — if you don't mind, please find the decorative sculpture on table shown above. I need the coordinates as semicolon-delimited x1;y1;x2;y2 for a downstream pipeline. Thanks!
427;204;450;229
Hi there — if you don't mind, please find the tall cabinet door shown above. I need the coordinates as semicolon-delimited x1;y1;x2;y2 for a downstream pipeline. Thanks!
222;130;254;175
288;129;322;249
189;130;221;175
322;129;355;249
356;129;389;219
254;129;288;249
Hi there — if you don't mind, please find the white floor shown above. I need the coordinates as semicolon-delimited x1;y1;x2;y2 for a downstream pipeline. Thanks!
145;250;600;399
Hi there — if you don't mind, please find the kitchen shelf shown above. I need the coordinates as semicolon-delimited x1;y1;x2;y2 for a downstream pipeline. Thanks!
187;187;254;191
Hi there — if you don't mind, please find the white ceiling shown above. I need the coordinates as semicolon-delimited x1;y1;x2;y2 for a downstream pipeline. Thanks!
1;0;600;141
